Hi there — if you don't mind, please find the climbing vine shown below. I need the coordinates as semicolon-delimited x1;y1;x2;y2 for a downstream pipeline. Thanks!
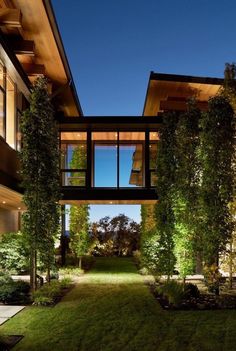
20;77;60;290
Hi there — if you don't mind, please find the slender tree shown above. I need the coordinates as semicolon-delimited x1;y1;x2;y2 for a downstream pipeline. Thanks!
69;144;89;267
20;77;60;290
70;205;89;268
154;111;178;279
173;101;201;281
140;205;159;272
199;95;235;293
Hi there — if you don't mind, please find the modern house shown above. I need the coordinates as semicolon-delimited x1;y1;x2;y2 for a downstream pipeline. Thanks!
0;0;224;234
0;0;82;233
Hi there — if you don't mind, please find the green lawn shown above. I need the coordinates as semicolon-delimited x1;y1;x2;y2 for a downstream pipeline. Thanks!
1;257;236;351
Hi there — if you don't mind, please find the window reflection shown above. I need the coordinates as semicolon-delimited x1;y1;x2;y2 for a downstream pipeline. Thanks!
61;132;87;187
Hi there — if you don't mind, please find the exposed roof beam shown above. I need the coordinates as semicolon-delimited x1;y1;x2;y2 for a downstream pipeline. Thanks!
160;100;208;112
21;63;45;76
12;39;35;56
0;8;22;27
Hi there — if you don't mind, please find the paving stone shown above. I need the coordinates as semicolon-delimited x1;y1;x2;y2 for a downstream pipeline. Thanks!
0;317;9;325
0;306;25;318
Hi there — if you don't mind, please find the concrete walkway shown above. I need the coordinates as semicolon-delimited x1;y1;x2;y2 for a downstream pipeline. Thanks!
0;305;25;325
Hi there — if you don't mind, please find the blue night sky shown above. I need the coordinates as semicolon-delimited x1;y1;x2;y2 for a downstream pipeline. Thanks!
52;0;236;223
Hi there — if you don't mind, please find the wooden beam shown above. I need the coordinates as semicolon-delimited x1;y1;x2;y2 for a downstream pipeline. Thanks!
12;39;35;56
0;8;22;27
160;100;208;112
21;63;45;76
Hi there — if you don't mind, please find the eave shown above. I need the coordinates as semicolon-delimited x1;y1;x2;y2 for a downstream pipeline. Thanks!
143;72;223;116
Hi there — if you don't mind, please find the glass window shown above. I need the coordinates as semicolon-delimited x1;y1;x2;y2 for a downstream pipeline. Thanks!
120;144;143;187
0;63;5;90
0;89;4;138
149;132;159;187
61;171;86;187
94;144;117;187
0;64;5;138
60;132;87;186
6;76;16;149
119;132;144;187
92;132;117;187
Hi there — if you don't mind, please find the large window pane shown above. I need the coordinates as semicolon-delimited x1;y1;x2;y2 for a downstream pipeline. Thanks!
120;144;143;187
6;76;16;148
60;132;87;187
94;144;117;187
0;90;4;138
149;132;159;187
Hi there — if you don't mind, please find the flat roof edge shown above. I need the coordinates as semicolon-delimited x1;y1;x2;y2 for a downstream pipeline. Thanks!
43;0;84;116
150;71;224;85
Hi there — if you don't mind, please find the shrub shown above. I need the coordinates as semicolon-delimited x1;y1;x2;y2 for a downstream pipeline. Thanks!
139;267;149;276
60;277;73;289
0;271;13;285
133;250;141;265
156;280;184;306
33;296;54;306
32;280;70;306
183;283;200;299
0;273;30;304
0;232;29;273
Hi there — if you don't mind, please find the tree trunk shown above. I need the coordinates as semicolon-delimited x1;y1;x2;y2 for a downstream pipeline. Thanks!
215;254;220;296
61;205;66;266
79;257;82;269
47;266;51;284
30;249;37;291
229;239;233;289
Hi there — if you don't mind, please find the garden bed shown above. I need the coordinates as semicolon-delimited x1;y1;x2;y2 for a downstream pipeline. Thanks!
150;282;236;310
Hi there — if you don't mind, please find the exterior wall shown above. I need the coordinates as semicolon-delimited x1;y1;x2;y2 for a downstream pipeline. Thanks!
0;208;20;235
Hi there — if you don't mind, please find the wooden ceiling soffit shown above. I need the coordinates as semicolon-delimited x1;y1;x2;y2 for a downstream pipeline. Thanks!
21;63;45;76
160;100;208;112
0;8;21;27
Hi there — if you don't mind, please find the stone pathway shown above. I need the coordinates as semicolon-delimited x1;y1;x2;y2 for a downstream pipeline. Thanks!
0;305;25;325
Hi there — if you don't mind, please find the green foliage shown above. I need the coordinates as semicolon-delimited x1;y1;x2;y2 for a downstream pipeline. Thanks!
199;95;235;271
222;63;236;110
20;77;60;288
184;283;200;299
90;214;140;257
69;205;89;265
156;280;184;306
32;281;61;305
0;231;29;273
173;101;200;278
68;140;89;266
0;273;30;304
59;277;73;289
154;112;178;277
140;205;158;272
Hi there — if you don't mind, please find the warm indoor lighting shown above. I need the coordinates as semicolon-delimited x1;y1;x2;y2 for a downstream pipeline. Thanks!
18;207;21;210
2;201;6;204
110;201;113;204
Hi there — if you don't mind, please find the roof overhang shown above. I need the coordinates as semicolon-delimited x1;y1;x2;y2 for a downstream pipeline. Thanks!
0;0;83;116
143;72;223;116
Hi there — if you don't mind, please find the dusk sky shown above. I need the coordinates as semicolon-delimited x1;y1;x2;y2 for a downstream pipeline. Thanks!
52;0;236;223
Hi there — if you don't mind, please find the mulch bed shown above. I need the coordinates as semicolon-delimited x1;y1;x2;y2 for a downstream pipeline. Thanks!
150;284;236;310
0;335;23;350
